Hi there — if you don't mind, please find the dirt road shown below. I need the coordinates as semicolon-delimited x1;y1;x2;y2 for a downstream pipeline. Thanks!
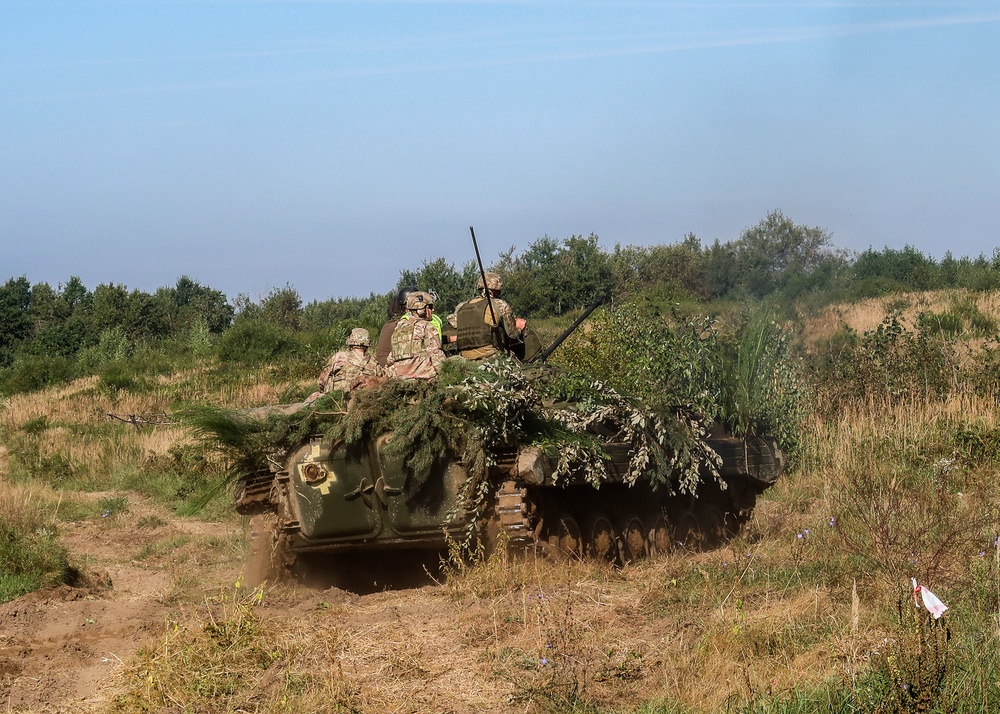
1;493;681;713
0;495;239;712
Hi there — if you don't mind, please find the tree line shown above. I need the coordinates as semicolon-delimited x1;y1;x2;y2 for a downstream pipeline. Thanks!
3;209;1000;394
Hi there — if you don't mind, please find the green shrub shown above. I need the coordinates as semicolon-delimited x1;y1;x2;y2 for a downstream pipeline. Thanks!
967;310;998;336
186;317;214;356
216;319;299;365
21;416;50;434
807;311;969;415
0;355;76;395
917;310;964;338
97;494;130;519
96;326;132;361
714;306;806;452
100;364;149;394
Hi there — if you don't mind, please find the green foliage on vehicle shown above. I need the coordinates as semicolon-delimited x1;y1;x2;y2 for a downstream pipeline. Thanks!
553;301;805;461
713;306;806;454
182;354;725;506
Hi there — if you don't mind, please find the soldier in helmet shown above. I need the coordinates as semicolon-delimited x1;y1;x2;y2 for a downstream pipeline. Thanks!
417;287;459;349
388;291;445;380
375;286;417;367
317;327;383;393
450;271;526;360
423;289;447;340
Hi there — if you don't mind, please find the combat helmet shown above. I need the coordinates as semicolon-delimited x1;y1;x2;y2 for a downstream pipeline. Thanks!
476;272;503;291
390;286;418;318
405;291;430;311
346;328;370;347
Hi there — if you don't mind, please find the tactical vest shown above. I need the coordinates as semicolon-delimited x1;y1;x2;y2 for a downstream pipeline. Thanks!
456;297;500;356
331;353;376;391
390;319;419;363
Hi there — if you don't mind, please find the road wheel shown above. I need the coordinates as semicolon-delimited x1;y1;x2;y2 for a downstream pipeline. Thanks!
672;509;703;552
583;512;619;563
645;511;670;557
545;511;583;559
696;504;728;548
618;513;647;563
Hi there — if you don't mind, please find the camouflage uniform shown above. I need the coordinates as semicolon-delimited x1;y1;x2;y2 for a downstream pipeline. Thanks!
388;293;445;380
451;272;523;360
319;350;381;392
318;328;381;392
376;287;418;367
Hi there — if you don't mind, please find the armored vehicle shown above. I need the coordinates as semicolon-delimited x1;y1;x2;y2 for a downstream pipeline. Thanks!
233;331;785;581
237;423;782;571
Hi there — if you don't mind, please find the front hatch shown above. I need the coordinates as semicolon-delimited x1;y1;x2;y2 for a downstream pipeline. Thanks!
374;434;468;536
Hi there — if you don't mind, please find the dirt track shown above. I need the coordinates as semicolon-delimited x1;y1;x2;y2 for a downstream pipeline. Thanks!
1;492;691;713
0;496;234;712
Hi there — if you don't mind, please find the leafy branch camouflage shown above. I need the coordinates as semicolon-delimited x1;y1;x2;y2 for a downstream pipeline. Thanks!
181;355;724;504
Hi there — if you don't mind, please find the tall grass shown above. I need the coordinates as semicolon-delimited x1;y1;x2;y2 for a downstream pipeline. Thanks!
0;481;72;602
715;307;805;456
4;292;1000;710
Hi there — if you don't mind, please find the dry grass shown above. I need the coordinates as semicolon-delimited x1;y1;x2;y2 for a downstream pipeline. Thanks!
801;392;1000;473
0;373;270;492
7;292;1000;712
0;478;61;532
1;377;168;431
804;288;1000;348
111;549;884;713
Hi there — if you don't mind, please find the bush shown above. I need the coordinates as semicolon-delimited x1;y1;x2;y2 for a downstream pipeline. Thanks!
186;317;214;356
216;319;300;365
0;354;76;395
806;311;971;416
100;363;151;394
916;310;964;339
713;306;807;453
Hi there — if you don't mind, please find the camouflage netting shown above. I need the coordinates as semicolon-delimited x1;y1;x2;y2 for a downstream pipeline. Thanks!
180;356;722;501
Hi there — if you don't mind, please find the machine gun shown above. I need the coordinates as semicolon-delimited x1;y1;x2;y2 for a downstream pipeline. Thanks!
466;225;606;363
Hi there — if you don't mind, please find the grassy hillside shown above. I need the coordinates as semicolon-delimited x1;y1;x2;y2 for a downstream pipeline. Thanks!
2;290;1000;712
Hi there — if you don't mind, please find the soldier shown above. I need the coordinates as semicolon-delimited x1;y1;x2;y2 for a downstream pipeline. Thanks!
375;286;417;367
388;291;445;380
424;289;446;340
451;272;526;360
317;328;382;393
421;288;459;350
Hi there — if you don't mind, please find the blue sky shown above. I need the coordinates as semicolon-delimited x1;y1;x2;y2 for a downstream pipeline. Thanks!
3;1;998;304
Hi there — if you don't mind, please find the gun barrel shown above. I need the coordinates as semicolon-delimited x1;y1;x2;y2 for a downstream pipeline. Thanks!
532;295;606;363
469;225;499;327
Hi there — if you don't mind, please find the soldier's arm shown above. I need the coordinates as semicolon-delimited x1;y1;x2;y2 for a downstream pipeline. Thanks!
423;322;446;369
496;300;523;339
317;354;338;388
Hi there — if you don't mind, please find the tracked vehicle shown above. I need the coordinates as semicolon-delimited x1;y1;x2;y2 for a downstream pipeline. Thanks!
235;320;785;579
237;422;782;572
